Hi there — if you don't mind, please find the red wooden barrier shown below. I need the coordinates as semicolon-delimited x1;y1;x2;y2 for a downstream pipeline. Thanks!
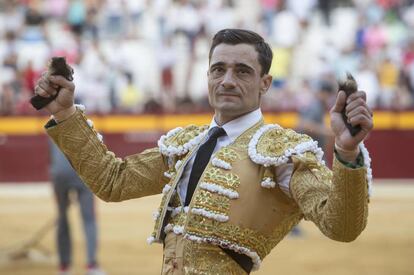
0;130;412;182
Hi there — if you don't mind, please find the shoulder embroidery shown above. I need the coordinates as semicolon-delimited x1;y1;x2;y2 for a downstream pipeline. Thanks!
248;124;324;167
158;125;209;157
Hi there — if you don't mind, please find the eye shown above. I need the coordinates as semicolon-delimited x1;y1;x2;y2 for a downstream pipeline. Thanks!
211;67;224;73
237;68;250;75
210;67;225;77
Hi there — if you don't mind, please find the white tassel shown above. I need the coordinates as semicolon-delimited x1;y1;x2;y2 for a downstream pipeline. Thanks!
152;210;160;221
164;224;185;235
164;171;173;178
146;236;155;244
171;206;182;217
162;184;172;194
173;225;184;235
175;160;183;171
75;104;86;111
86;119;94;127
260;177;276;188
164;224;173;234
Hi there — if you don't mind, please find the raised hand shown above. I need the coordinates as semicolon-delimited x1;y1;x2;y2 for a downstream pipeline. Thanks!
34;73;76;121
330;90;373;159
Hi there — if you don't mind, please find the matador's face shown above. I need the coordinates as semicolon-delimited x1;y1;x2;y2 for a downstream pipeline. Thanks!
207;43;272;124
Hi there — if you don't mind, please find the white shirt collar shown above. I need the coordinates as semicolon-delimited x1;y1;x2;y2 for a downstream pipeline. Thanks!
209;108;263;143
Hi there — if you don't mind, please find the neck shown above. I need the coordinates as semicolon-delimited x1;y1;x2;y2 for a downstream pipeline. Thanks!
214;114;233;126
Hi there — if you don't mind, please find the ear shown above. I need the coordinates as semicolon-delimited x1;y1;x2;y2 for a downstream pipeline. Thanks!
260;74;272;95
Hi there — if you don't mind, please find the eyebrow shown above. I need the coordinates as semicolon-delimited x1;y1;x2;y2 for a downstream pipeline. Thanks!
210;62;255;72
234;63;254;72
210;62;225;69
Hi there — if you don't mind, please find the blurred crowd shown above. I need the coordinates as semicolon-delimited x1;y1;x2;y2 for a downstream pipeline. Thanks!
1;0;414;116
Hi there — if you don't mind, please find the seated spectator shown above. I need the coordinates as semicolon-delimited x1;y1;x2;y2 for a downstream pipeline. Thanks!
119;72;144;113
378;56;399;108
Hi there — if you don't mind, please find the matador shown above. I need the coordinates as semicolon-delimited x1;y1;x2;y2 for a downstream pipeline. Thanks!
34;29;373;274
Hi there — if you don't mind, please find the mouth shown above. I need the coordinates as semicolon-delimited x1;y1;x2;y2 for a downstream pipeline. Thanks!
217;92;240;98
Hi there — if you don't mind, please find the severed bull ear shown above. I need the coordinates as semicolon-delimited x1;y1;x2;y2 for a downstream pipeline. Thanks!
30;57;74;110
338;72;358;97
337;72;362;136
48;57;74;81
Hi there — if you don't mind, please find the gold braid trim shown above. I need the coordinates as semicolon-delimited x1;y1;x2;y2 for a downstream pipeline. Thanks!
186;215;271;260
151;193;172;239
213;147;239;165
202;168;240;191
193;190;231;215
290;153;369;242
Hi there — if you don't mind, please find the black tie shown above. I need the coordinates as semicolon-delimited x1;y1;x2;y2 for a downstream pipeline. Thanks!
185;127;226;206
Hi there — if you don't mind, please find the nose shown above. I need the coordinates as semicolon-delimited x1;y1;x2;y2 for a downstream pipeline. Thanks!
221;70;236;89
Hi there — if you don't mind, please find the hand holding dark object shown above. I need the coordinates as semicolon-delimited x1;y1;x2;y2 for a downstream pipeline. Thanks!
32;58;76;121
330;72;373;159
337;73;361;136
30;57;74;110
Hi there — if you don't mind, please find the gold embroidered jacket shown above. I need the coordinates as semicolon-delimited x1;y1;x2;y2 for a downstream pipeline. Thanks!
46;108;370;271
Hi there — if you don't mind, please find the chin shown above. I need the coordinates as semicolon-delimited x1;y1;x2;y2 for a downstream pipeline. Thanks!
215;101;240;112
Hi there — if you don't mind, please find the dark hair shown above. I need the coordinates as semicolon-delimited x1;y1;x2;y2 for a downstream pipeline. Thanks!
209;29;273;76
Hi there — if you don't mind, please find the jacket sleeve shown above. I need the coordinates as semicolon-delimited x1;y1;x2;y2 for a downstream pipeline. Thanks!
46;108;169;202
289;153;369;242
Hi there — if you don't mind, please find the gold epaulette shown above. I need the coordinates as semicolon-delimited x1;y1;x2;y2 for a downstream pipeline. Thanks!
157;125;209;157
248;124;324;167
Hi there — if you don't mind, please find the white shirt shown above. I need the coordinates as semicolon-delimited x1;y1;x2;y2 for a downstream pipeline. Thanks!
177;109;293;204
